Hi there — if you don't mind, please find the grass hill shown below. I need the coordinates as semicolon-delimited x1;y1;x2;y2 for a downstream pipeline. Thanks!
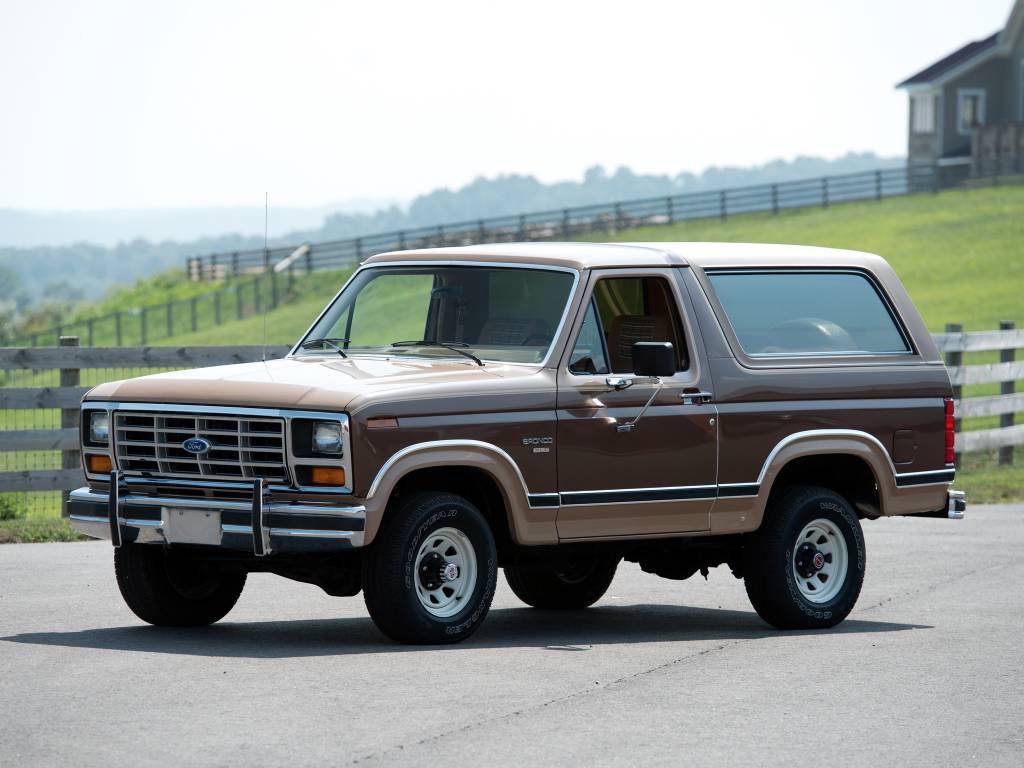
2;184;1021;534
160;185;1024;346
595;185;1024;333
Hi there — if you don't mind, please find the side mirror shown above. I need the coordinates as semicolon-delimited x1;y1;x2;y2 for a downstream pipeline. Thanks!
632;341;675;378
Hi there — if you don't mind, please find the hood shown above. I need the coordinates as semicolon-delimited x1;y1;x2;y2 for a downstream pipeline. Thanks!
84;354;541;413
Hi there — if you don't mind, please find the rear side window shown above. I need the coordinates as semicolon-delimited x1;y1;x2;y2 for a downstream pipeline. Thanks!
707;271;910;356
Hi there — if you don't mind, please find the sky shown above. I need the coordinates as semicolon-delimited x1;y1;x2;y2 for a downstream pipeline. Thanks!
0;0;1013;211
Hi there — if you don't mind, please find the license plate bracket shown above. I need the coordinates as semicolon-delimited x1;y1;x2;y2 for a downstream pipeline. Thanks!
163;508;222;545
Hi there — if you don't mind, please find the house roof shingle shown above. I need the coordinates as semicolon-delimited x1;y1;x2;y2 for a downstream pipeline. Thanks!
896;31;1000;87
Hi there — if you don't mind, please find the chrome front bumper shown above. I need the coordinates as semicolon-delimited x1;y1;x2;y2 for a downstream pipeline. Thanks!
69;474;365;553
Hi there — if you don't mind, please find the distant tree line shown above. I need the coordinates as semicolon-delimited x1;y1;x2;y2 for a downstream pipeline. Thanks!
0;152;902;307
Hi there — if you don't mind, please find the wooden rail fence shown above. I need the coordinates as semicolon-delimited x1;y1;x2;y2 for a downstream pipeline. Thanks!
1;324;1020;515
936;322;1021;462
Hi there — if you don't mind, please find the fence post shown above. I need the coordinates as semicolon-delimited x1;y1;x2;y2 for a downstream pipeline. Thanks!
166;300;174;338
305;246;314;273
235;284;243;320
719;191;727;221
478;219;487;242
614;203;624;231
398;231;407;250
665;196;675;223
253;278;262;315
270;269;279;309
517;215;526;240
214;291;222;325
945;322;963;469
59;336;80;518
770;184;779;215
139;308;147;345
231;251;239;279
875;170;882;201
86;318;95;347
561;209;570;237
190;297;198;332
114;311;122;346
355;238;363;260
999;320;1015;465
821;177;829;207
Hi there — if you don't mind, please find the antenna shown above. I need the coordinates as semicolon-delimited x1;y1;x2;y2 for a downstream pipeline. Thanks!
262;192;269;364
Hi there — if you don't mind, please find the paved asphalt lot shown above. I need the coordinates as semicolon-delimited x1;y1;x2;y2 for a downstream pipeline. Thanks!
1;505;1021;767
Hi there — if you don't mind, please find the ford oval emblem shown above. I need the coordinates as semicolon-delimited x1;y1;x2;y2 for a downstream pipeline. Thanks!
182;437;212;456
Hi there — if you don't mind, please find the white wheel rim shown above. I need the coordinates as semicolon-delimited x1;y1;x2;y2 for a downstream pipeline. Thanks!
792;518;848;604
414;526;478;618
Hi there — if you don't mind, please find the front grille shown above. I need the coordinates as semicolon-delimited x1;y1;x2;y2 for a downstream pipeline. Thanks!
114;411;288;483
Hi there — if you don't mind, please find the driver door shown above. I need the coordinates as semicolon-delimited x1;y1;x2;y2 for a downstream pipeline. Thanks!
555;268;718;539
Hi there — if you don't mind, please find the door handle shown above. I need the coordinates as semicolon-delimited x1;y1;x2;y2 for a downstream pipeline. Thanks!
680;390;713;405
605;376;633;391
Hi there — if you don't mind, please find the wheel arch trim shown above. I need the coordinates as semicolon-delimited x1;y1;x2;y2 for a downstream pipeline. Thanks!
362;439;556;546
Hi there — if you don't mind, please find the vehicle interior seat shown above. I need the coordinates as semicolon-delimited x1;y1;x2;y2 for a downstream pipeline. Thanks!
606;314;671;372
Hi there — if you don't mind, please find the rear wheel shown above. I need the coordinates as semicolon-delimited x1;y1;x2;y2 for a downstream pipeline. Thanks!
505;556;620;609
114;544;246;626
362;492;497;644
744;485;865;629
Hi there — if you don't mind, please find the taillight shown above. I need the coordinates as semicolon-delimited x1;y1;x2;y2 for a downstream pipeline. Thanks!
944;398;956;465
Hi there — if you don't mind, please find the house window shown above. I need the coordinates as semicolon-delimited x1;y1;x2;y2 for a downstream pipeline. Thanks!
957;89;986;135
911;94;935;133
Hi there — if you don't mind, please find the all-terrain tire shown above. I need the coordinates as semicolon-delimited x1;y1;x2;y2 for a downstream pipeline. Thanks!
744;485;865;630
505;556;620;609
362;492;497;644
114;544;246;626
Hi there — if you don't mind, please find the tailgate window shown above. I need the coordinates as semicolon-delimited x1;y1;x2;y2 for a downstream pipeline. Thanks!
707;270;910;356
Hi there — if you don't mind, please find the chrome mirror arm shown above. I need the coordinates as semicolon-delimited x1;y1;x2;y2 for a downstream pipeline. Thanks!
616;378;663;433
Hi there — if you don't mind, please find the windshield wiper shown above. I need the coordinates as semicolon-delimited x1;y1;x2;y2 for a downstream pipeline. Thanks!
300;337;350;358
390;340;484;366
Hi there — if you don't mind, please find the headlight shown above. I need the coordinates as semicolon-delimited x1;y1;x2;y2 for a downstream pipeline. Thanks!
89;412;110;444
312;421;343;454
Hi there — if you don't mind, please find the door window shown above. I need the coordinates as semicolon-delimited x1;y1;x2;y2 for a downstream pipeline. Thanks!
569;276;689;375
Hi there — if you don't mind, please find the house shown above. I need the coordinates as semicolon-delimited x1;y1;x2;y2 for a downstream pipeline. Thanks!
897;0;1024;176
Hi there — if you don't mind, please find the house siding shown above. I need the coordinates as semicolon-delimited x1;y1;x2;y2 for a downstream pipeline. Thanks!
1013;29;1024;119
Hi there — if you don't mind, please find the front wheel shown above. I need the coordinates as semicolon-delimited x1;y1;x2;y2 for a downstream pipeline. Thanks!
744;485;865;629
362;492;497;644
114;544;246;626
505;556;620;609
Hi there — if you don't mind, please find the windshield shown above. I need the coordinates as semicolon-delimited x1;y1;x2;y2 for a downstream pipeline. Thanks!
296;265;576;364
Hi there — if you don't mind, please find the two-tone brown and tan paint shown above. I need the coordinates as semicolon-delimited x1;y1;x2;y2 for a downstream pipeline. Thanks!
83;242;955;549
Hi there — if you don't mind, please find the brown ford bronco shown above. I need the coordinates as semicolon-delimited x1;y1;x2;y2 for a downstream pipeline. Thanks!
70;242;965;644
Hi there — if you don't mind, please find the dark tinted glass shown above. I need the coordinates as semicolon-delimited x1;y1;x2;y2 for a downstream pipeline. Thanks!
708;271;909;356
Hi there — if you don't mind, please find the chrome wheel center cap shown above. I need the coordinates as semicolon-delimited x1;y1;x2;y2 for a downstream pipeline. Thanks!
441;562;459;582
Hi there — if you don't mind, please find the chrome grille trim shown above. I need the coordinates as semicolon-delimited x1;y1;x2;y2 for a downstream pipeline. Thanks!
114;410;289;483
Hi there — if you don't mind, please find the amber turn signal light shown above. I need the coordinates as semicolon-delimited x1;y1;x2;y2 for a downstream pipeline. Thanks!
311;466;345;486
87;455;113;474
